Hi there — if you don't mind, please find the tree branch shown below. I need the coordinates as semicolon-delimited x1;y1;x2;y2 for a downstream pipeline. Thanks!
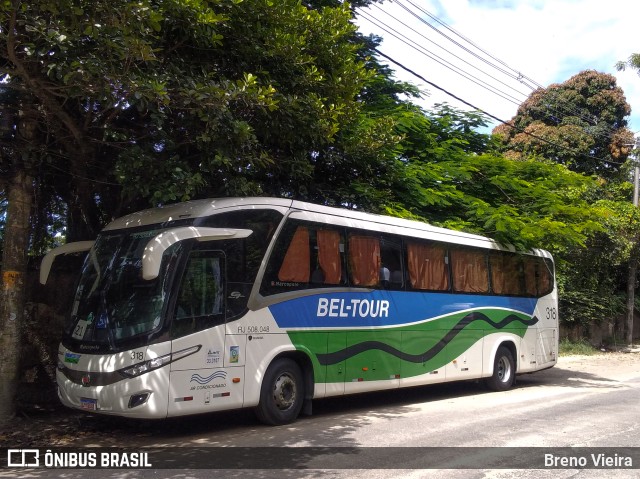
6;0;85;145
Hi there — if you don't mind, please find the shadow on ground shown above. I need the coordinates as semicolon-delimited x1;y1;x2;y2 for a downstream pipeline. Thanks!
1;353;635;450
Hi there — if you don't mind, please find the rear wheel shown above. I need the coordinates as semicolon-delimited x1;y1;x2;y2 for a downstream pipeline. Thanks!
484;346;515;391
255;358;304;425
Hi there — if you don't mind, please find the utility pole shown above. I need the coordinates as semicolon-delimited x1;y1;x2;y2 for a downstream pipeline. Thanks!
626;137;640;347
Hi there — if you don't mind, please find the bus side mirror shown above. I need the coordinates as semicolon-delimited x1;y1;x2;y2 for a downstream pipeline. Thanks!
142;227;252;280
40;241;95;285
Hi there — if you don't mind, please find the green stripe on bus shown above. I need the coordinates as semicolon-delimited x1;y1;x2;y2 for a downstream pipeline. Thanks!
287;309;533;383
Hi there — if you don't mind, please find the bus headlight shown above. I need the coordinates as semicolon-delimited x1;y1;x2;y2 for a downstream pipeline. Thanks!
120;345;201;378
122;362;152;377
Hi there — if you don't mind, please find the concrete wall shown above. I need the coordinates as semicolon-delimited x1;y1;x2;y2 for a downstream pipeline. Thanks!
560;312;640;347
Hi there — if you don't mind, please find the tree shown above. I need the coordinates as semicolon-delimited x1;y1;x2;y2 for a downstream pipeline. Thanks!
0;0;409;423
377;105;603;250
559;196;640;336
493;69;640;343
493;70;634;180
113;1;408;207
0;0;187;424
0;90;36;424
615;53;640;75
382;105;640;342
2;0;634;423
299;32;421;209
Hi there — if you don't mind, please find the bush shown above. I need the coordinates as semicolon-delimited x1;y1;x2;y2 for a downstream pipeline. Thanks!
559;338;600;356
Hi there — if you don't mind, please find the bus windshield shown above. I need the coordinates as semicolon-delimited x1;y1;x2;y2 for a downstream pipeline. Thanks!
66;228;180;346
63;208;284;349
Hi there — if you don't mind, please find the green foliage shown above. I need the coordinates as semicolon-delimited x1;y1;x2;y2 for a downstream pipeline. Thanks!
559;338;599;356
488;69;640;333
3;0;640;342
376;105;639;335
556;197;640;327
1;0;402;225
615;53;640;74
380;105;605;251
560;289;626;328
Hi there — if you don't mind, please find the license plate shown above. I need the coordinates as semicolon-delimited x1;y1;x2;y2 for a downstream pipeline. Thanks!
80;397;97;410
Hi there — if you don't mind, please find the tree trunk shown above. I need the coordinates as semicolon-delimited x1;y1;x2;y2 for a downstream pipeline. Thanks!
627;257;637;347
0;170;33;425
66;145;102;242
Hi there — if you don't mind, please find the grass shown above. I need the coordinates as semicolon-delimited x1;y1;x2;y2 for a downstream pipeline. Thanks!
558;338;600;356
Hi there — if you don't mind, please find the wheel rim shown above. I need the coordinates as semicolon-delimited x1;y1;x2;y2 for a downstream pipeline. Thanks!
497;356;512;383
272;372;297;411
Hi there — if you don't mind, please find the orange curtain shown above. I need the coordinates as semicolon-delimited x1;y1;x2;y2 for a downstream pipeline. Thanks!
278;227;310;282
451;249;488;293
349;235;380;287
490;254;522;295
317;230;342;284
407;242;449;290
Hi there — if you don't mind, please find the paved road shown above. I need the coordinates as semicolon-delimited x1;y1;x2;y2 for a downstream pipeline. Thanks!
3;353;640;478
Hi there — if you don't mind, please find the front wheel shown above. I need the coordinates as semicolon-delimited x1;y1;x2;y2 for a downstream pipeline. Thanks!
484;346;515;392
255;358;304;426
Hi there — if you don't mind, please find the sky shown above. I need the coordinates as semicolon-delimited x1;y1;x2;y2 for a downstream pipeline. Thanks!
355;0;640;136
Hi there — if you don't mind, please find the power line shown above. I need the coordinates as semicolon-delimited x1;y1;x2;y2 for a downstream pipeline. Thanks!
359;9;524;106
399;0;543;91
401;1;622;139
372;48;620;165
368;3;531;101
361;1;624;144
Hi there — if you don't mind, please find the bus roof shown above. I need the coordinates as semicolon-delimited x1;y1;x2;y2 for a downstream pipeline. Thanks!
103;197;550;257
104;197;294;231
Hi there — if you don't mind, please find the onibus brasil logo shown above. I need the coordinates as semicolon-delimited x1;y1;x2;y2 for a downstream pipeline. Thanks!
6;449;152;468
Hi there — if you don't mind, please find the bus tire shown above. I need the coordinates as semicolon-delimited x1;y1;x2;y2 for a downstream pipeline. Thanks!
255;358;304;426
484;346;515;392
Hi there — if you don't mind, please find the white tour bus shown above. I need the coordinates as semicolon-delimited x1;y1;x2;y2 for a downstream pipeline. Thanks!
40;197;558;425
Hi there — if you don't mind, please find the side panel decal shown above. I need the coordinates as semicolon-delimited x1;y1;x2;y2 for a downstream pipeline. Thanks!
269;291;537;329
317;312;538;365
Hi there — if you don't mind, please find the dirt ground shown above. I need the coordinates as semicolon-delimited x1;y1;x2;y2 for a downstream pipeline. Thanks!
1;351;640;449
551;350;640;380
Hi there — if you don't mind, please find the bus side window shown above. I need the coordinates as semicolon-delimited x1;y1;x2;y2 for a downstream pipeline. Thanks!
172;251;225;339
278;226;311;283
380;236;404;289
450;248;489;294
539;258;554;296
260;221;345;295
345;233;403;290
406;241;450;291
314;229;343;285
490;253;523;296
523;256;554;297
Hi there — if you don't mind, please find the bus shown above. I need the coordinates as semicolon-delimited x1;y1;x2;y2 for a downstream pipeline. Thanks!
40;197;558;425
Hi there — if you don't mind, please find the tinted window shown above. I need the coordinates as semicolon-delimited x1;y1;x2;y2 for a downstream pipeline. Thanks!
380;236;404;289
524;256;554;297
199;209;282;318
406;241;449;291
451;248;489;293
348;234;380;287
490;253;523;295
172;251;225;338
261;220;346;295
198;209;282;282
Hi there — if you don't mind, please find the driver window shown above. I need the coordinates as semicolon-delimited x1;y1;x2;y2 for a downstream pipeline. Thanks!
172;251;225;338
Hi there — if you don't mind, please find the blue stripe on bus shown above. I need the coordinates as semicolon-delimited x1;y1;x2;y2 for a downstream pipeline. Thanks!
268;291;538;328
